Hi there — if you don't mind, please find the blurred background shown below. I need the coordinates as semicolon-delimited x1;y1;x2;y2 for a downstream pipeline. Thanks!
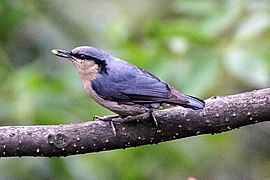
0;0;270;179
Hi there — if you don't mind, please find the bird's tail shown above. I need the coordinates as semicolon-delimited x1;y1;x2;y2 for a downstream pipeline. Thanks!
184;95;205;110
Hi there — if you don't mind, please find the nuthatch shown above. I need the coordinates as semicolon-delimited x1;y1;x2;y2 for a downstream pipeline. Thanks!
52;46;205;128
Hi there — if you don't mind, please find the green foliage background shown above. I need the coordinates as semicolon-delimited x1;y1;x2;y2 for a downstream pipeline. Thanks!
0;0;270;179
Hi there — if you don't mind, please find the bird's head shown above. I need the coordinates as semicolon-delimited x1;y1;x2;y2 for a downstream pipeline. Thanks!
52;46;108;74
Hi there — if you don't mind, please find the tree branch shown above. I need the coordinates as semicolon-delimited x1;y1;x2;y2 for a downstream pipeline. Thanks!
0;88;269;157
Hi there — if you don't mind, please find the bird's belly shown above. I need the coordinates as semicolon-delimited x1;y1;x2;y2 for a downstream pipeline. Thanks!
91;95;149;116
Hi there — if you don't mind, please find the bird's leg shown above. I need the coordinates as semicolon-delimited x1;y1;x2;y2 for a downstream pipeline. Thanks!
110;121;117;136
93;115;119;136
149;110;159;129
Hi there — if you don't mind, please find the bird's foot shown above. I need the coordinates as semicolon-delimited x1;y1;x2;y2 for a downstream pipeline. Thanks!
93;115;119;121
93;115;119;136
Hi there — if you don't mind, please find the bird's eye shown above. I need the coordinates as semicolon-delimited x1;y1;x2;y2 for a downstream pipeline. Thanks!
73;54;87;59
78;54;85;59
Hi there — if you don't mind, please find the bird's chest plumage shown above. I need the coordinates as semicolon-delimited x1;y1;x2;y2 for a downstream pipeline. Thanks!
73;61;99;96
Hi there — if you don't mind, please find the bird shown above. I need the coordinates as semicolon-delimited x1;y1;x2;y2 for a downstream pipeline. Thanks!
51;46;205;129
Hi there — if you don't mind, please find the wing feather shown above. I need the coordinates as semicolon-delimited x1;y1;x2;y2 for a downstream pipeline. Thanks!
91;60;172;103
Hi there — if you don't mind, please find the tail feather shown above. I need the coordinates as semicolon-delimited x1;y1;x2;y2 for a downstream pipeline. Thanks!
184;95;205;110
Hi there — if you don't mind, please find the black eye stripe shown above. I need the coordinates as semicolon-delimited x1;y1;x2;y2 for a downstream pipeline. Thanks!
71;53;106;64
72;53;85;59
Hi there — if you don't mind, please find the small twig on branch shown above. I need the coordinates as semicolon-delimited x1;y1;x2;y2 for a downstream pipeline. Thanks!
0;88;269;157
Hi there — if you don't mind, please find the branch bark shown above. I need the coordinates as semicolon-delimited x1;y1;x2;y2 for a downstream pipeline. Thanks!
0;88;269;157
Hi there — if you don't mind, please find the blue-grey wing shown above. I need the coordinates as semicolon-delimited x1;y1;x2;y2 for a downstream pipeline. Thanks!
91;62;172;103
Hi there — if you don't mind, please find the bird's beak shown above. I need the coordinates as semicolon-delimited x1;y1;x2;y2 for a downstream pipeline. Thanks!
51;49;71;58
